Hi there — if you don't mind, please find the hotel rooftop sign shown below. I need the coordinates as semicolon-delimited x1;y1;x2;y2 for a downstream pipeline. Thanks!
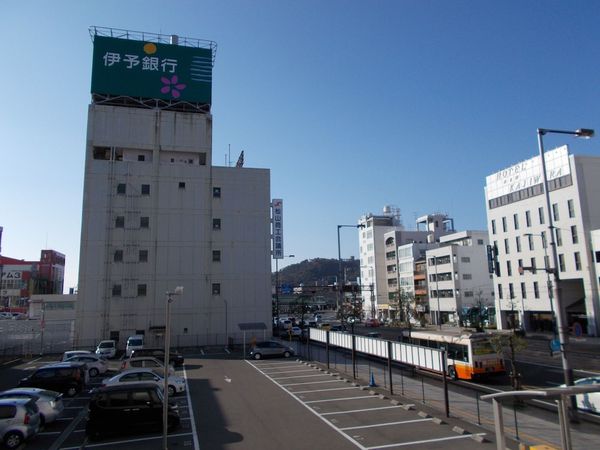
485;145;571;201
90;28;216;105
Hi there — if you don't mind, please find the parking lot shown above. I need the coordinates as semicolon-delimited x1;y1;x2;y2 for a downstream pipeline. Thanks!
247;358;492;449
0;357;197;450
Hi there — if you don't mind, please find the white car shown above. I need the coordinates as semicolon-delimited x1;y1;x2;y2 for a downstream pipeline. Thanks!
61;350;93;361
95;340;117;359
121;357;174;375
101;368;186;396
64;354;108;378
571;377;600;414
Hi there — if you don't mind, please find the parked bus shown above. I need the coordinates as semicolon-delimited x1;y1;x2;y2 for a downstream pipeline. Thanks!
399;329;504;380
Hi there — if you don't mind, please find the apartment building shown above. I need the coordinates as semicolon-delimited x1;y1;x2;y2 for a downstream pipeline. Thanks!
485;145;600;336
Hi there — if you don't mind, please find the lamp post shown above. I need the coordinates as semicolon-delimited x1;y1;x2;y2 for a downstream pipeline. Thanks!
274;254;295;327
163;286;183;450
536;127;594;416
337;224;365;312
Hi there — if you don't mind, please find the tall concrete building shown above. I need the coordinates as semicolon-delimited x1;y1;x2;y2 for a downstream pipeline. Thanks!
75;28;271;348
485;145;600;336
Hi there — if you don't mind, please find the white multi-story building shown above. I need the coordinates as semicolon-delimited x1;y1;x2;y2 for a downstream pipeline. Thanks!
485;145;600;336
425;231;493;326
358;208;453;319
75;30;271;348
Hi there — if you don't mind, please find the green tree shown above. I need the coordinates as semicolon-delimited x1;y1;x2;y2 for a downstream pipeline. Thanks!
490;331;527;390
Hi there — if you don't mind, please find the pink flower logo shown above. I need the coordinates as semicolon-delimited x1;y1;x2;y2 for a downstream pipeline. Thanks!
161;75;186;99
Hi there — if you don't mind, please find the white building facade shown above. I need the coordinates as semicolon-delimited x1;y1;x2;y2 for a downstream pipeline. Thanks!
425;231;492;326
75;31;271;348
485;146;600;336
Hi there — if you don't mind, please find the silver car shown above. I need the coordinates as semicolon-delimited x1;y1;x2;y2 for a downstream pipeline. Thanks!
0;388;63;425
249;341;295;360
64;354;108;377
0;398;41;449
102;368;186;396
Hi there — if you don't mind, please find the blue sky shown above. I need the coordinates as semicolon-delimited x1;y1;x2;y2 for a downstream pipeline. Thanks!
1;1;599;291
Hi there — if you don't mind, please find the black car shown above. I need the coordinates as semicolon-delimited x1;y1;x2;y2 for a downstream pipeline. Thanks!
86;383;180;440
129;348;184;367
18;362;88;397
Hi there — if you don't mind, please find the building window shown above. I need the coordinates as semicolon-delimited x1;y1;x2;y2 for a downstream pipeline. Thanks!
141;184;150;195
212;283;221;295
140;217;150;229
552;203;560;221
139;250;148;262
117;183;126;195
541;231;547;248
518;259;523;275
462;274;472;280
491;220;496;235
137;154;145;162
114;250;123;262
521;282;526;299
179;182;186;189
534;281;539;299
558;254;565;272
544;255;550;271
115;216;125;228
516;236;521;253
477;239;484;245
137;284;147;296
571;225;578;244
502;217;507;233
531;257;537;273
213;218;221;230
509;283;514;299
507;261;512;276
513;214;519;230
528;234;534;251
504;238;510;254
498;284;503;299
596;251;600;263
555;228;562;247
112;284;122;297
212;250;221;262
568;199;575;218
460;257;470;263
574;252;581;271
464;291;473;298
213;187;221;198
538;207;545;225
525;210;531;227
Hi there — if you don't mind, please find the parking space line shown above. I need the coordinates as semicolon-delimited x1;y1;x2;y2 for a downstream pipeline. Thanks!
339;418;433;431
254;363;302;368
59;432;194;449
281;379;341;387
247;360;367;449
183;364;200;450
293;386;361;394
305;395;378;404
364;433;487;449
266;369;317;375
321;405;406;416
272;374;333;380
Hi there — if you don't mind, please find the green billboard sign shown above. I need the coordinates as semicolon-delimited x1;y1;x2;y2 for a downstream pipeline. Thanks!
91;35;212;104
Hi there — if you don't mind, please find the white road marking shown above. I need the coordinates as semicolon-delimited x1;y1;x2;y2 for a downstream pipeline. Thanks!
304;395;378;404
59;432;194;449
265;369;317;375
339;418;432;431
183;364;200;450
321;405;407;416
364;433;487;449
293;386;361;394
271;373;332;380
281;379;341;386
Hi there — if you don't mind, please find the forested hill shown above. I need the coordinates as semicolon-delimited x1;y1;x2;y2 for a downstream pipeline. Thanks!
273;258;360;287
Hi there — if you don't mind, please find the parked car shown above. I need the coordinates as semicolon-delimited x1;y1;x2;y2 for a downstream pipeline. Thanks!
0;312;13;320
101;368;185;396
125;335;144;357
121;357;174;375
95;340;117;359
279;327;302;339
64;354;108;377
568;376;600;414
366;332;382;338
86;383;179;440
61;350;92;361
0;398;41;449
11;313;27;320
249;341;295;360
19;362;88;397
365;318;381;328
0;388;63;425
330;325;346;332
129;347;184;367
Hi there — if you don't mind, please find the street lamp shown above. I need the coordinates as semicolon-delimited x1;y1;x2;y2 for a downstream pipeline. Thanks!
163;286;183;450
337;224;365;311
274;254;295;327
536;127;594;415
